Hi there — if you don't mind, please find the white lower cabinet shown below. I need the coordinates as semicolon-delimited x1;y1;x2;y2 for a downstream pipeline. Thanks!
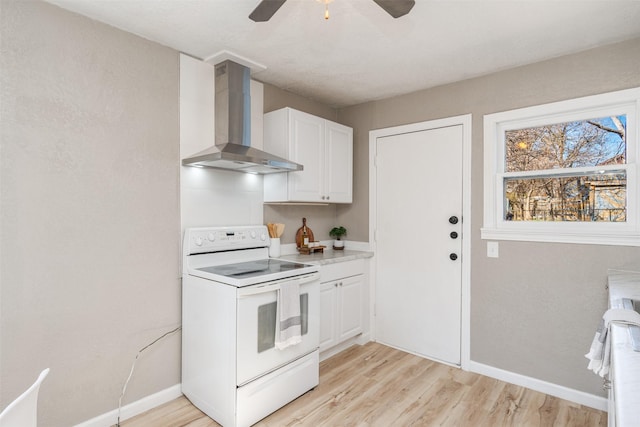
319;260;364;353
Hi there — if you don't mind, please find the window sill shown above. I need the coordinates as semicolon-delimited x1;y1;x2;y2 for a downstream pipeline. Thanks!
481;227;640;247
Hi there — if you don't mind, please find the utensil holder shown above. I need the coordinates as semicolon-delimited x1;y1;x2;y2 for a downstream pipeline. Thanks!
269;238;281;257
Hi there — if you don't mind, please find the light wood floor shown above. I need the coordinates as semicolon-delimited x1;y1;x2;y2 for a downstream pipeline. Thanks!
120;342;606;426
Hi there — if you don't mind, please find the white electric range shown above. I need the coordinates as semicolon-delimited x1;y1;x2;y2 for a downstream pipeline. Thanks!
181;225;320;427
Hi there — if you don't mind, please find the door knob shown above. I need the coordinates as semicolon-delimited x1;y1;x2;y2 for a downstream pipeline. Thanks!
450;231;458;239
450;253;458;261
449;216;459;224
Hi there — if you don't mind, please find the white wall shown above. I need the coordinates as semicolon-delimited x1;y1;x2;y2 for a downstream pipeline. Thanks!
179;54;264;230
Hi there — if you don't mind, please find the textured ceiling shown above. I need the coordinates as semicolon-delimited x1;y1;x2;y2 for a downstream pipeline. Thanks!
45;0;640;108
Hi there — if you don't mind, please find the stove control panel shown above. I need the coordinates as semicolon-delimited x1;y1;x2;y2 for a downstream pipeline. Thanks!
185;225;269;254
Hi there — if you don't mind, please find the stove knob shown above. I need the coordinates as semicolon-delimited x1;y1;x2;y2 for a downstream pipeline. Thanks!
260;233;267;241
250;230;257;239
195;236;203;246
207;233;216;242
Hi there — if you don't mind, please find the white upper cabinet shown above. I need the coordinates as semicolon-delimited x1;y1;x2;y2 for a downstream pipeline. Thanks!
263;108;353;203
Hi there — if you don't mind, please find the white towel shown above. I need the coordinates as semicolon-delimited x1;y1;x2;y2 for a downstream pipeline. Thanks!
585;308;640;378
275;280;302;350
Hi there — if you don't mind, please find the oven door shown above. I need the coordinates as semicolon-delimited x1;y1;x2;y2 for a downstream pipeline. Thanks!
236;273;320;386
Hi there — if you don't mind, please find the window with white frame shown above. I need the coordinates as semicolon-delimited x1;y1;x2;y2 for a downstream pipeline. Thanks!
482;87;640;246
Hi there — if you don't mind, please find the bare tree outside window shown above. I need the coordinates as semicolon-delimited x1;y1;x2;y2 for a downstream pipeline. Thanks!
504;115;626;222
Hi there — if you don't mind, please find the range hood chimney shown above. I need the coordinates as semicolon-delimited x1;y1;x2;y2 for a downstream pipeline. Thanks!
182;60;303;174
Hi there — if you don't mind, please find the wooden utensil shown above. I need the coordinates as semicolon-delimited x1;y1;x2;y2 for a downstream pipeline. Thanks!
276;223;285;238
295;218;314;248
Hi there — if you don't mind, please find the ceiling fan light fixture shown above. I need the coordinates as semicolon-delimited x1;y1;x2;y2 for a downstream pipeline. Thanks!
316;0;335;20
249;0;414;22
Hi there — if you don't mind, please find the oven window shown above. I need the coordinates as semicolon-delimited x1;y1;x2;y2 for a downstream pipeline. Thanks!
257;293;308;353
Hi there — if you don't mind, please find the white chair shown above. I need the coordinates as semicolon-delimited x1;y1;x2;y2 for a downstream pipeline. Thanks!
0;368;49;427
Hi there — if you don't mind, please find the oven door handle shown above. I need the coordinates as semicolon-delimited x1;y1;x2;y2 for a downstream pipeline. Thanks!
237;272;319;297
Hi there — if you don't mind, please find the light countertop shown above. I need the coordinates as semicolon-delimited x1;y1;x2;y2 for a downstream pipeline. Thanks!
277;249;373;266
607;269;640;426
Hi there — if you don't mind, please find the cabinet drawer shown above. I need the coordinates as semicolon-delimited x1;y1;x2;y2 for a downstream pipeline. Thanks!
320;259;364;283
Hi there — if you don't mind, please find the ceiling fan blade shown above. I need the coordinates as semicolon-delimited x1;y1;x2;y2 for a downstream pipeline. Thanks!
249;0;287;22
372;0;415;18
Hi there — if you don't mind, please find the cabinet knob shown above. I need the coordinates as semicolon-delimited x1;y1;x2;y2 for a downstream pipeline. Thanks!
449;216;459;224
450;231;458;239
449;253;458;261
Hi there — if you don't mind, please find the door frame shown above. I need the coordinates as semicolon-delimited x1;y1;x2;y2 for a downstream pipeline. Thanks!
369;114;472;370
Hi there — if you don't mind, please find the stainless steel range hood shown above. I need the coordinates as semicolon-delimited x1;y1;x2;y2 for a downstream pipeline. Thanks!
182;60;302;174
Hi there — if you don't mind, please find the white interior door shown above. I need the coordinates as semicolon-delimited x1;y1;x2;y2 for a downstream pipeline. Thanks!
375;125;463;365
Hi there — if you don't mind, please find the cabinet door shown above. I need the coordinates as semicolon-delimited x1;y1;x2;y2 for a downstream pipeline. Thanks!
337;275;363;342
608;359;616;427
289;110;325;202
319;281;338;352
325;122;353;203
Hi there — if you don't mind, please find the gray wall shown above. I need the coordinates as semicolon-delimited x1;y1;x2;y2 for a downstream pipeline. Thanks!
337;38;640;396
0;1;180;425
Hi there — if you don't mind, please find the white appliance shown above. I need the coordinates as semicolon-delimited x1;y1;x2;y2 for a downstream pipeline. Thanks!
182;225;320;427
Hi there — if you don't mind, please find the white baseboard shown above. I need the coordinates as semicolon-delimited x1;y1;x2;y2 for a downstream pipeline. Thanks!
319;333;371;362
74;384;182;427
356;332;371;346
468;361;607;412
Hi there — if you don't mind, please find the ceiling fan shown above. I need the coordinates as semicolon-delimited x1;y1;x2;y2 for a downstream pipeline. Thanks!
249;0;415;22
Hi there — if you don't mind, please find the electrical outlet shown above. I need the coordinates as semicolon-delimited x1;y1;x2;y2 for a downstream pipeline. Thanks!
487;241;499;258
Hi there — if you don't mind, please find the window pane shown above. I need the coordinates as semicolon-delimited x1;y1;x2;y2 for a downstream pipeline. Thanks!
257;293;309;353
505;115;626;172
504;172;626;222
